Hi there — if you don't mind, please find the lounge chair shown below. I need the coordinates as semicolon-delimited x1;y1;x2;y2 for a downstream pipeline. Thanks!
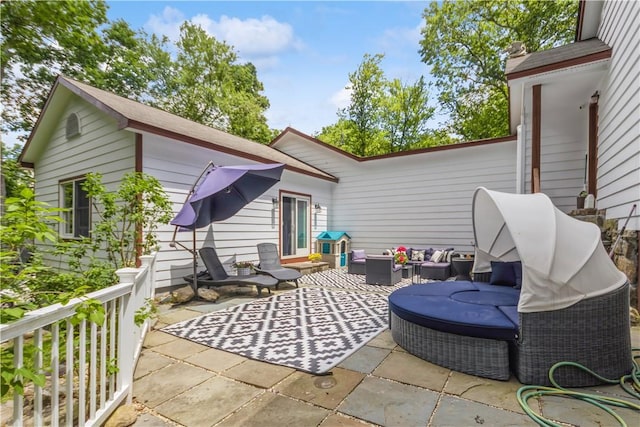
185;246;278;296
254;243;302;289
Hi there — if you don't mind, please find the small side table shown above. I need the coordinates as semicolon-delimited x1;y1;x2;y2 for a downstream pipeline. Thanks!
413;263;422;284
452;258;474;281
402;266;411;279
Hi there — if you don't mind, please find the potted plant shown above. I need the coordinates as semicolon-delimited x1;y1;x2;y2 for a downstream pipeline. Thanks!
233;261;254;276
308;253;322;263
577;190;588;209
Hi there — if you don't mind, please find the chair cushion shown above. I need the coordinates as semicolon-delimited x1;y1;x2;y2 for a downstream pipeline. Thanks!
352;249;366;260
388;282;519;340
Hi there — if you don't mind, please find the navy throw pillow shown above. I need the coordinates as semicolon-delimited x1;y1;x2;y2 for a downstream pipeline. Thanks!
513;261;523;289
490;261;517;287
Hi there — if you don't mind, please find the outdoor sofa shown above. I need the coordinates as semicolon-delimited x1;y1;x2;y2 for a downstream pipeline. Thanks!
347;247;457;280
388;261;633;385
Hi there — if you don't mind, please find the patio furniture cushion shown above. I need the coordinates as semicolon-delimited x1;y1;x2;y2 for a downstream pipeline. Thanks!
388;282;519;340
352;249;366;260
420;262;451;280
410;250;425;261
490;261;523;288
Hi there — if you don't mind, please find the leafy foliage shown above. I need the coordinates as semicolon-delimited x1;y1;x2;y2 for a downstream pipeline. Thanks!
419;0;578;140
1;142;33;199
0;0;108;136
317;54;447;156
82;172;173;268
1;2;276;144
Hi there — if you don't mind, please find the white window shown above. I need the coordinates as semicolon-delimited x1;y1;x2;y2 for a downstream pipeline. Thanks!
60;178;90;238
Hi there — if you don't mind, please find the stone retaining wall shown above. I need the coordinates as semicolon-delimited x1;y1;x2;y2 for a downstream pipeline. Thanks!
569;208;639;311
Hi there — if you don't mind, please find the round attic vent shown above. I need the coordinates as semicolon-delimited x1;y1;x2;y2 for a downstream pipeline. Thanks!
66;113;81;139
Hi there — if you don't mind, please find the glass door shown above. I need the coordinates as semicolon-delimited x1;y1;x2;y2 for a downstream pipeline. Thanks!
281;194;310;258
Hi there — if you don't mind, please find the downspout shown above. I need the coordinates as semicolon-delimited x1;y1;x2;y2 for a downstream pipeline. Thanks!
515;84;526;194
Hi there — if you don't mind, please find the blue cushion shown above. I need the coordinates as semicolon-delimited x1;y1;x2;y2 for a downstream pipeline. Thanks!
389;283;519;340
490;261;517;286
499;305;519;327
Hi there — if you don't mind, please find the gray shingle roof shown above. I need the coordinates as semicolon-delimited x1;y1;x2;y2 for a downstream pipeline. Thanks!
506;38;611;79
56;76;337;182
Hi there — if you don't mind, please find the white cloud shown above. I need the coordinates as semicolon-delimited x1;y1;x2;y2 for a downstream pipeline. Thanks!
378;21;423;51
144;8;302;71
144;6;184;42
203;15;303;56
329;85;352;111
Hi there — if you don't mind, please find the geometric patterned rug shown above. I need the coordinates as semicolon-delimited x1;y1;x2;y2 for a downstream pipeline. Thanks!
161;287;389;374
299;268;417;294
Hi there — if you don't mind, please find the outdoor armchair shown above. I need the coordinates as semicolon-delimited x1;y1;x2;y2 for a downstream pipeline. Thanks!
365;255;402;286
254;243;302;289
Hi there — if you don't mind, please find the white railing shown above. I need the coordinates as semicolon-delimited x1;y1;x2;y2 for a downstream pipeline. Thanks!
0;253;157;427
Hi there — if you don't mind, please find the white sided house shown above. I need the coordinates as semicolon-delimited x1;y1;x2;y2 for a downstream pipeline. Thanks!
20;0;638;290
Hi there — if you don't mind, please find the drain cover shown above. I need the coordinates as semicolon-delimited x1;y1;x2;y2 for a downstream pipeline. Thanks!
314;376;337;389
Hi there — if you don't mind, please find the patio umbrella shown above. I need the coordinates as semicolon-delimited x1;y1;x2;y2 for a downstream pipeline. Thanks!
170;162;285;291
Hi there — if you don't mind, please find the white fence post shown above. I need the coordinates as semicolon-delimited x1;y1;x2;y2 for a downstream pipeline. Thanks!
115;268;139;405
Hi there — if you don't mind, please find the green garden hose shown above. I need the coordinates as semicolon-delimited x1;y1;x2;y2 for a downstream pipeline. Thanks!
516;349;640;427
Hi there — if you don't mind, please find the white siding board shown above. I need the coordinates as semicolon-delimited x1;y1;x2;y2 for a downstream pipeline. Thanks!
328;142;517;254
597;0;640;229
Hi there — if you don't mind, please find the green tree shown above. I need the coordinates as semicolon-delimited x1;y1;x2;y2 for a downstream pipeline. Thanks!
150;22;275;143
381;76;435;152
419;0;578;140
318;54;445;155
0;0;108;136
340;53;387;156
1;141;33;201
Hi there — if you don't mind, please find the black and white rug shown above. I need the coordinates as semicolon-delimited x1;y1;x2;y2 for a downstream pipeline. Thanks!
161;287;388;374
299;268;417;293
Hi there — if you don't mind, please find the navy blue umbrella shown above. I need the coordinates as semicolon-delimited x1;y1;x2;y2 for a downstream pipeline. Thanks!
170;162;285;290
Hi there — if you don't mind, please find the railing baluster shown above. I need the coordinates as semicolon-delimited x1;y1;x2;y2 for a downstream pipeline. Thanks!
100;303;107;410
51;322;60;427
78;319;86;426
109;300;116;399
90;320;97;418
65;320;75;427
34;329;43;426
12;336;24;426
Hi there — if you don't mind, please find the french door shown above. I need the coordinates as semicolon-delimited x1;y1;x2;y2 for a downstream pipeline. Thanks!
281;193;311;259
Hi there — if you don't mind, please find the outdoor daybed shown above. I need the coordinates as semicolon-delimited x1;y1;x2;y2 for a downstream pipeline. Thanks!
389;187;633;386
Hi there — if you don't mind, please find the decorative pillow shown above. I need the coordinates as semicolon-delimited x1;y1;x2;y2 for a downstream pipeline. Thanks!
411;250;425;261
513;261;523;289
352;249;366;260
490;261;517;287
430;250;444;263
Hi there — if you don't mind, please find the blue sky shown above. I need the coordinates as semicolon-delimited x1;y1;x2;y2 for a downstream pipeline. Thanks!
106;1;437;135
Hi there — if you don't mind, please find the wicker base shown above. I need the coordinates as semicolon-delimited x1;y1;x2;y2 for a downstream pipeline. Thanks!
513;282;633;387
389;311;511;380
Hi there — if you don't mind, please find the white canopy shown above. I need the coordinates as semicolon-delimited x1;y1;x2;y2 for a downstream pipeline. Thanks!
471;187;627;313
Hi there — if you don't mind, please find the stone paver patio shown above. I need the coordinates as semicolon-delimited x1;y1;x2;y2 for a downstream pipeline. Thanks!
132;281;640;427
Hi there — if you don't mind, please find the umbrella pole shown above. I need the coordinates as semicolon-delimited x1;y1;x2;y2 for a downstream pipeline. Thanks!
192;228;198;293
